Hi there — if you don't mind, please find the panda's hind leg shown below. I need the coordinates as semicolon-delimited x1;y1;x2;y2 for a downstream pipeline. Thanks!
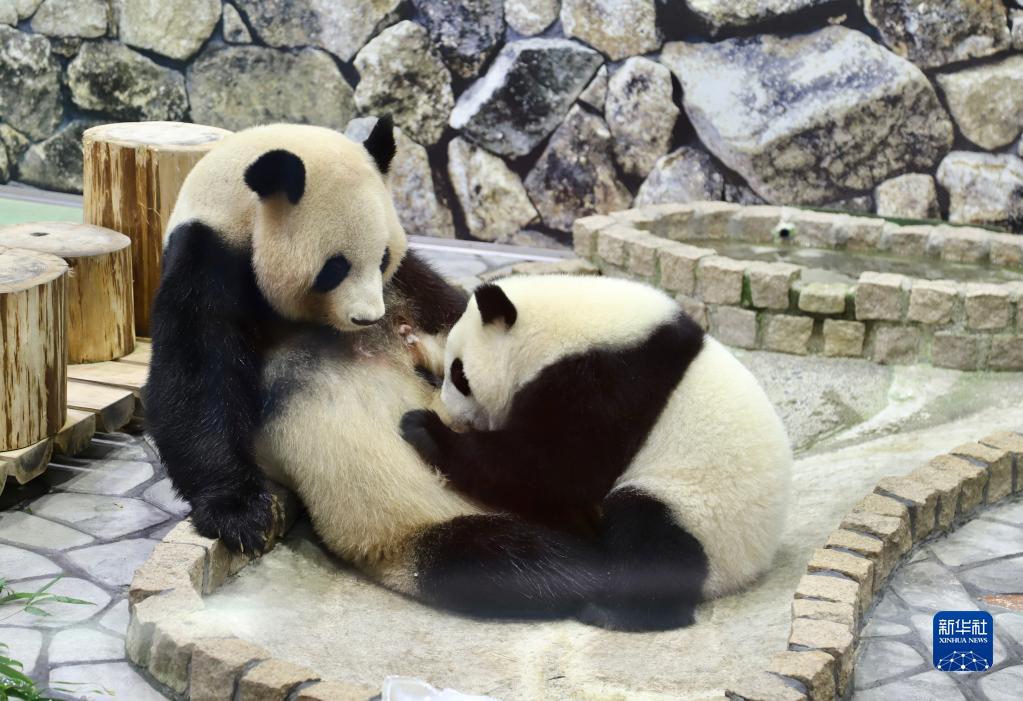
411;514;602;620
578;487;709;632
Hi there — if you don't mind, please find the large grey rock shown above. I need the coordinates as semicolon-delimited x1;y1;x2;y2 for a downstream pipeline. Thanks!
451;38;603;157
686;0;836;30
413;0;504;79
561;0;660;61
30;0;106;37
188;46;356;132
874;173;939;220
448;137;538;241
936;55;1023;150
68;42;187;121
116;0;220;61
1;1;17;24
662;26;954;205
862;0;1011;69
236;0;399;62
577;64;607;111
506;0;560;35
606;57;678;178
18;120;102;193
0;124;30;169
1013;10;1023;50
636;146;725;207
222;3;251;44
346;117;456;239
11;0;41;19
524;105;631;231
353;21;453;146
0;144;8;182
0;27;62;140
937;152;1023;232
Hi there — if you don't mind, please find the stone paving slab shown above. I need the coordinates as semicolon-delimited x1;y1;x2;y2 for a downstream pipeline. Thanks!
0;512;94;551
0;543;61;579
852;496;1023;701
29;493;171;539
45;459;155;496
49;627;125;665
64;538;159;587
48;661;170;701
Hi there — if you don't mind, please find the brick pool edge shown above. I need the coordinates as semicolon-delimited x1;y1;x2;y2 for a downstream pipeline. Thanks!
574;203;1023;371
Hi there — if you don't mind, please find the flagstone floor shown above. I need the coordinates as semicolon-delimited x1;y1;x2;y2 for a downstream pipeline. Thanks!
851;498;1023;701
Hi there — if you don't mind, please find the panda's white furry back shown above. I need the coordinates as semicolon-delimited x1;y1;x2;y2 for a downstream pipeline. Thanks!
401;273;792;626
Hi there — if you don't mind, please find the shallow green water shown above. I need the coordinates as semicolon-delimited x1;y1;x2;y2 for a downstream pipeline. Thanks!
0;197;82;227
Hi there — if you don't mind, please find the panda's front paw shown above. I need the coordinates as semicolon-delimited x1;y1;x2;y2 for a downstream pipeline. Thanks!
400;409;449;466
191;487;276;555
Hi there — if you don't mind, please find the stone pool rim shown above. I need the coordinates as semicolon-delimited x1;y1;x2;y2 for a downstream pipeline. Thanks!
573;202;1023;371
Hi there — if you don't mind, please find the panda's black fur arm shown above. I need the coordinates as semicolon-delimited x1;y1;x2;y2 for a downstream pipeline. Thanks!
402;315;705;520
145;220;278;554
390;249;468;334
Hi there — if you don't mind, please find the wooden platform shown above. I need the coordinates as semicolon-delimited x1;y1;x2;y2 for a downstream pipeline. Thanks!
0;340;150;496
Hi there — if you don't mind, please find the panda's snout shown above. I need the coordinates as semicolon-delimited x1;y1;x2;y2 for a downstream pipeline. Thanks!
350;315;383;327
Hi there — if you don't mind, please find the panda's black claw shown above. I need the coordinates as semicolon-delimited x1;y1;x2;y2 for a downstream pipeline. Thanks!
400;409;446;466
190;487;276;555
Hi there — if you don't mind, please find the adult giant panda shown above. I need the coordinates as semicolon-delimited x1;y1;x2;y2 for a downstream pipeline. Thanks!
146;122;601;620
400;274;793;630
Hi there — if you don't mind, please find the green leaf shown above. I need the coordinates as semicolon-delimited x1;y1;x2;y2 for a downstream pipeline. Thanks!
21;606;50;618
44;595;93;606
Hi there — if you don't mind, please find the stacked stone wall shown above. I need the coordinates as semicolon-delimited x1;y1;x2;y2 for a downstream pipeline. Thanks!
1;1;1023;246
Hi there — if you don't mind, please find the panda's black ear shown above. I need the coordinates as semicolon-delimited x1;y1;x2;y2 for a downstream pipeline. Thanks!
474;283;517;328
363;116;396;175
244;149;306;204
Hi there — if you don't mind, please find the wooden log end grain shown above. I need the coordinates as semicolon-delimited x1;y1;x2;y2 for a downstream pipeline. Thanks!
83;122;231;336
0;246;68;451
0;222;134;363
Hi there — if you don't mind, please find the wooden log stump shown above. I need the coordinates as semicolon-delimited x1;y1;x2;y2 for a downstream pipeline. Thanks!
0;222;134;363
0;246;68;452
83;121;231;335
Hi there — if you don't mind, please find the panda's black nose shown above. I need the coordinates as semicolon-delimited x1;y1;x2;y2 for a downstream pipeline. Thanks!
351;316;382;326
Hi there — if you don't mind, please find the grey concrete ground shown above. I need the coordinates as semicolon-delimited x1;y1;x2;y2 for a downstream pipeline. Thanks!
852;498;1023;701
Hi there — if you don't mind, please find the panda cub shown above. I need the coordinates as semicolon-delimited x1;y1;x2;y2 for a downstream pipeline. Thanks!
402;274;792;629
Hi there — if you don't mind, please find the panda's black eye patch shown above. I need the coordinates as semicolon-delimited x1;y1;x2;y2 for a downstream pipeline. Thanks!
450;358;471;396
380;248;391;273
312;255;351;293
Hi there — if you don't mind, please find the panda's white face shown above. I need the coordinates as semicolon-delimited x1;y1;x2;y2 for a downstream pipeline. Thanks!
440;275;684;430
242;126;407;333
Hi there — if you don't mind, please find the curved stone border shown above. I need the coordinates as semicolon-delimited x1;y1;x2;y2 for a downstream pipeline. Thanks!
125;483;377;701
728;430;1023;701
574;203;1023;370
